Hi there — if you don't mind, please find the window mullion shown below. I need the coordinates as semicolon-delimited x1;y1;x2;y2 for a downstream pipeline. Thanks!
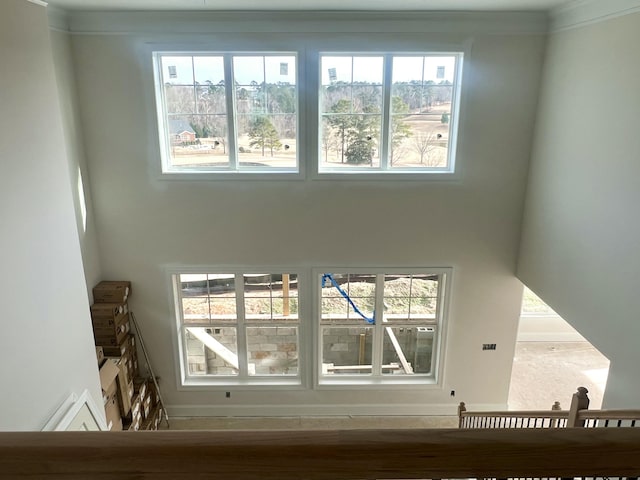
372;273;385;376
224;55;239;171
235;273;249;377
176;276;191;381
191;57;198;115
380;54;393;170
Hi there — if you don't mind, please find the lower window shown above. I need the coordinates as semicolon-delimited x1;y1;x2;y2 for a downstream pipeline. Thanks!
176;272;300;384
173;268;449;387
319;271;447;383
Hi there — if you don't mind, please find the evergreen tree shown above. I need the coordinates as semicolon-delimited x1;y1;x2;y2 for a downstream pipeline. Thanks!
248;116;282;157
327;99;352;163
389;96;412;165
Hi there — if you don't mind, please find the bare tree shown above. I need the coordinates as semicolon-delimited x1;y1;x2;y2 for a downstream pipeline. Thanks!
412;129;439;166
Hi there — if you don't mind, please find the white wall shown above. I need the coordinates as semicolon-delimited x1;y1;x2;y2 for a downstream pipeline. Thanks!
0;0;103;430
69;12;546;415
518;12;640;408
49;29;103;299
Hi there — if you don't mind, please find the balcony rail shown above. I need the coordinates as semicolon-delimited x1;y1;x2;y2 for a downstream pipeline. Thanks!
3;386;640;478
1;428;640;479
459;387;640;430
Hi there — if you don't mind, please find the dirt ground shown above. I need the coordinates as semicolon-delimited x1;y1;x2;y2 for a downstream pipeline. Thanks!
508;341;609;410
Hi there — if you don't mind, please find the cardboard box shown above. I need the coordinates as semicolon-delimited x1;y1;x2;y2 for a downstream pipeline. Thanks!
148;380;161;407
90;302;128;323
101;344;126;357
106;357;133;417
133;377;148;402
129;392;142;420
123;416;142;431
141;405;162;430
95;346;104;366
93;320;130;347
93;281;131;304
99;359;123;431
101;333;135;357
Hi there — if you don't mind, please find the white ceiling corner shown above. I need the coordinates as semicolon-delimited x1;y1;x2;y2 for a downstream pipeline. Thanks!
43;0;573;11
550;0;640;31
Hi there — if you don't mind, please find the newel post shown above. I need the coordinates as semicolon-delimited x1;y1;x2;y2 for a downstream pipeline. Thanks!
551;401;562;428
458;402;466;428
567;387;590;427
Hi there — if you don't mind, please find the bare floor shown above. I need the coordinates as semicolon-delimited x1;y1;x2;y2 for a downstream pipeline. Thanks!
508;341;609;410
166;341;609;430
167;415;457;430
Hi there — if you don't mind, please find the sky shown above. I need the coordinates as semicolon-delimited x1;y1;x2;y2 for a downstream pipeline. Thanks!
159;53;458;87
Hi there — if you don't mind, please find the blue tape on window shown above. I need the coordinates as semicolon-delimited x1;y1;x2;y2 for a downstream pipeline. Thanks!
321;273;375;325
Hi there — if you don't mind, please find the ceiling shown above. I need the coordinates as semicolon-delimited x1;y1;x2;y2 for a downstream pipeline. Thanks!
44;0;576;12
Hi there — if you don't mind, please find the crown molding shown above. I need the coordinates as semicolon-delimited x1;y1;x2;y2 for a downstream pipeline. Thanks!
63;10;548;35
550;0;640;32
26;0;48;6
47;4;70;31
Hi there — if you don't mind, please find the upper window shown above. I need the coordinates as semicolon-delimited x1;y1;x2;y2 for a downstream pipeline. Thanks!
154;53;298;174
319;54;462;174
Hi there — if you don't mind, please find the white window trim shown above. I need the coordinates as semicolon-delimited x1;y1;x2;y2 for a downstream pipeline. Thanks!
312;267;451;389
167;265;451;390
167;265;309;389
313;50;465;180
148;39;469;182
152;51;304;180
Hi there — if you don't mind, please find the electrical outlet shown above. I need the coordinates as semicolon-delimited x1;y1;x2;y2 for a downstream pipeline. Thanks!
450;390;455;397
225;391;231;398
482;343;497;350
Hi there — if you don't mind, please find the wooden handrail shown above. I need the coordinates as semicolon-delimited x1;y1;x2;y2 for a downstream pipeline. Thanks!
578;410;640;420
459;387;640;430
459;410;568;419
1;429;640;478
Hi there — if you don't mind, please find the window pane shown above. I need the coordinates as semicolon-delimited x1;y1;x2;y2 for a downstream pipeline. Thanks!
321;56;353;85
352;56;383;84
322;326;372;375
161;56;193;85
237;115;294;169
390;55;458;170
157;53;298;174
180;274;210;323
165;85;195;114
352;85;382;114
266;85;296;114
321;86;351;116
423;56;456;83
185;327;238;376
244;274;298;320
382;326;434;375
320;274;376;323
409;274;439;319
193;56;225;85
319;114;381;169
233;56;265;85
392;56;424;83
265;56;296;85
383;274;438;322
196;85;226;115
247;326;298;375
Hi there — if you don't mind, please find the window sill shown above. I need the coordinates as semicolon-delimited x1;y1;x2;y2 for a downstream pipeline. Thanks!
180;376;304;391
159;169;303;181
317;375;438;389
313;170;458;181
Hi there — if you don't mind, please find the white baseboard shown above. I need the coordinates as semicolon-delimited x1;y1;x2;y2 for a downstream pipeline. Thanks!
517;332;586;342
165;402;506;417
